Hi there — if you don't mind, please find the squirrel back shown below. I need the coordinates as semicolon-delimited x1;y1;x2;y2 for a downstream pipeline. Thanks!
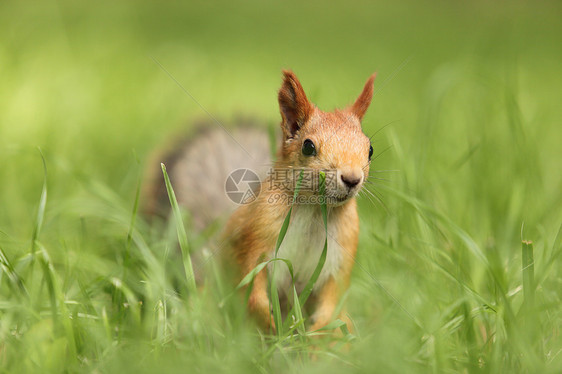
142;120;273;231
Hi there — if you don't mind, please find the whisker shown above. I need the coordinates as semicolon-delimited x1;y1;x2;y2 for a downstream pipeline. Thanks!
372;145;394;162
371;169;400;173
368;119;401;141
366;176;391;183
360;145;395;171
360;189;384;212
358;189;378;209
361;186;390;214
362;162;371;172
364;181;387;190
369;188;389;212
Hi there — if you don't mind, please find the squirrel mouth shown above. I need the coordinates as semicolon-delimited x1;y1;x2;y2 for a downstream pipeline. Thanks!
329;194;352;204
328;188;361;205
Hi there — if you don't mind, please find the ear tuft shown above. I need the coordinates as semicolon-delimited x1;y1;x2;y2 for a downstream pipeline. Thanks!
278;70;313;138
351;73;376;121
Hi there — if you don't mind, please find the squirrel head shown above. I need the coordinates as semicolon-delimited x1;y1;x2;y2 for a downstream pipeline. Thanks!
277;70;376;206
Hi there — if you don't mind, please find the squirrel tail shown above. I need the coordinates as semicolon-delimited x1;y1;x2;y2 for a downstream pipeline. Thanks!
142;119;273;231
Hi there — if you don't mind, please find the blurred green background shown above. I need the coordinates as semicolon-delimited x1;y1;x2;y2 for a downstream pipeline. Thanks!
1;0;561;372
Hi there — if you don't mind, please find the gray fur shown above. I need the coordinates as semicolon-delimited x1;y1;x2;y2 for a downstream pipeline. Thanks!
143;120;273;231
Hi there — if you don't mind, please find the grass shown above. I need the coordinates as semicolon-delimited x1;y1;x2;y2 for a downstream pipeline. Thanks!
1;0;562;372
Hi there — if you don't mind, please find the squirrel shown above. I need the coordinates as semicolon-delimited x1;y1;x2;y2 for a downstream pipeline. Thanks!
143;70;376;332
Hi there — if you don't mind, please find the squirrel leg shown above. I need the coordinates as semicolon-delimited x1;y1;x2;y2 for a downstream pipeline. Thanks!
309;209;358;334
247;269;276;332
309;277;339;332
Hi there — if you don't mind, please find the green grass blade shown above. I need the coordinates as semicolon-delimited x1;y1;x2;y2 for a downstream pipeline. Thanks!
39;248;60;330
521;240;535;310
237;261;269;290
31;148;48;258
37;243;78;360
270;277;282;337
281;171;329;331
273;169;305;256
125;171;142;266
270;170;304;335
219;257;295;332
115;169;143;322
232;258;294;293
109;276;141;326
161;163;197;294
0;245;29;299
291;285;306;336
376;183;490;267
297;171;328;307
316;319;346;331
269;190;295;335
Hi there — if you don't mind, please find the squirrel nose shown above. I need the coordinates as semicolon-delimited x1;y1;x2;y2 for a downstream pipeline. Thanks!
341;173;362;189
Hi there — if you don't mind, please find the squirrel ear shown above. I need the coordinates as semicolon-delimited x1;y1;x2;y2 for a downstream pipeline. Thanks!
278;70;313;138
351;73;376;121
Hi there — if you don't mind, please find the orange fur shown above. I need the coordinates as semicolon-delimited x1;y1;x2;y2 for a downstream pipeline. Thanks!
223;70;375;332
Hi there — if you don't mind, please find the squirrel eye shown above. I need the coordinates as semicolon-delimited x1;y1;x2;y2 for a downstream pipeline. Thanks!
368;145;373;160
302;139;317;156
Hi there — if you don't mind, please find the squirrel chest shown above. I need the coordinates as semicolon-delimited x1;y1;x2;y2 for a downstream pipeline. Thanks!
269;206;343;294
